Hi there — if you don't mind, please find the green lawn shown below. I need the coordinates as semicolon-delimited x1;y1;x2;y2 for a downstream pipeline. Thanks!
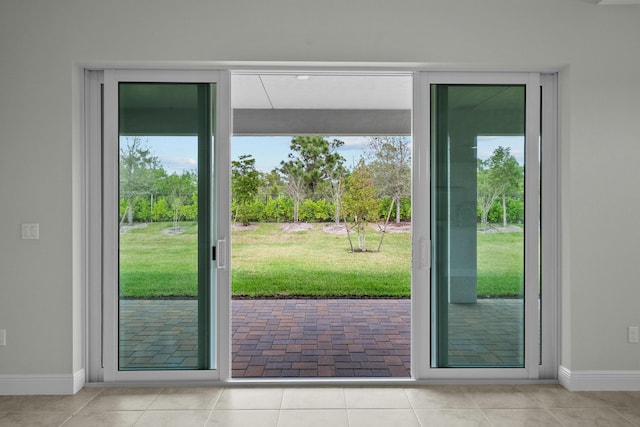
119;222;199;298
477;232;524;297
231;223;411;297
119;222;523;298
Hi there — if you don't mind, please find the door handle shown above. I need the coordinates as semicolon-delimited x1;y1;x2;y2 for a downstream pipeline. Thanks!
216;238;226;269
419;239;430;269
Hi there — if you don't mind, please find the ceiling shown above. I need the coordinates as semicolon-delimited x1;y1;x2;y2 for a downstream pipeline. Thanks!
231;74;412;110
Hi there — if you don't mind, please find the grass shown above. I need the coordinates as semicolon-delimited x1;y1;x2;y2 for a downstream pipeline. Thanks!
119;221;523;298
119;222;199;298
477;231;523;297
231;223;411;297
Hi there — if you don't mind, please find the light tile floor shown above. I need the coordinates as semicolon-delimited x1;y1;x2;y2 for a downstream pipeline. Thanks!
1;385;639;426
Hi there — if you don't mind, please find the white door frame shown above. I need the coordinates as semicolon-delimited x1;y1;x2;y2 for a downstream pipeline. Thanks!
95;68;231;382
412;71;557;381
85;66;557;384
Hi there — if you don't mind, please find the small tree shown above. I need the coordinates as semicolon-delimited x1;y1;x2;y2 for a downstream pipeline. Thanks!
279;159;305;223
490;147;522;228
119;137;161;225
367;136;411;224
262;168;285;199
342;160;379;252
232;154;263;225
477;146;523;229
326;160;347;226
477;162;502;230
161;171;197;231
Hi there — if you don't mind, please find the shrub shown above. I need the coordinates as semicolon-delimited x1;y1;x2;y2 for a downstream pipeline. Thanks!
299;199;334;222
152;198;171;222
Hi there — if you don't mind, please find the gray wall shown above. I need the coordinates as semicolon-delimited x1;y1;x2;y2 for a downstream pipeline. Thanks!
1;0;640;380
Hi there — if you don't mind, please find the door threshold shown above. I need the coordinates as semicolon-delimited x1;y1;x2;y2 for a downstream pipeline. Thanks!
86;377;558;389
226;377;416;387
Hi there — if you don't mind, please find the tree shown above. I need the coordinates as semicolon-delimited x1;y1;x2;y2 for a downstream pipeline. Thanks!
342;160;379;252
263;168;285;200
286;136;346;199
487;146;522;228
477;162;502;230
161;171;197;231
232;154;264;225
147;167;168;222
477;146;523;229
119;137;161;225
279;136;346;224
180;193;199;221
279;159;306;223
367;136;411;224
326;160;347;225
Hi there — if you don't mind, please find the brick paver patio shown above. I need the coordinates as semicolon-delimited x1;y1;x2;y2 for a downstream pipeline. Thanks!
232;299;410;378
119;298;524;376
119;299;200;370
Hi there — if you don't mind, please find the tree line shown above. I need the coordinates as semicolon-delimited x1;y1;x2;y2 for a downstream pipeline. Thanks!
120;135;523;241
232;136;411;224
119;137;197;231
232;136;411;251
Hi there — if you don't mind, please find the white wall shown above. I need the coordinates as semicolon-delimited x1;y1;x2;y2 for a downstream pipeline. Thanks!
1;0;640;384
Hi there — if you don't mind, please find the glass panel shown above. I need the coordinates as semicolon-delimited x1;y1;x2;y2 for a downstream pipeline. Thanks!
431;85;525;368
118;83;213;370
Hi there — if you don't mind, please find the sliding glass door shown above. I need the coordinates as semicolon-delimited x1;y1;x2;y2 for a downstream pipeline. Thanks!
88;69;553;383
101;70;230;381
413;73;545;379
431;84;527;368
118;82;213;370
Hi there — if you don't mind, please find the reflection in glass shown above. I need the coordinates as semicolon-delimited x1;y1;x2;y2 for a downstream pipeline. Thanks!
431;85;525;368
118;83;213;370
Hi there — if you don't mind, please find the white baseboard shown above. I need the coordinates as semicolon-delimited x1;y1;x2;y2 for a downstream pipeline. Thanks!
73;369;86;394
0;369;85;395
559;366;640;391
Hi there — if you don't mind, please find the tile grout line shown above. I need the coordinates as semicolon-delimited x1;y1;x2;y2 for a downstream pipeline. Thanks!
131;387;164;427
477;408;495;427
543;406;568;427
275;387;285;426
203;386;225;426
401;388;424;427
611;407;637;427
343;388;352;427
59;388;106;426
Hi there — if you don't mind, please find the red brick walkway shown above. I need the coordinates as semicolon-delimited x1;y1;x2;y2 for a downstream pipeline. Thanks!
231;299;411;378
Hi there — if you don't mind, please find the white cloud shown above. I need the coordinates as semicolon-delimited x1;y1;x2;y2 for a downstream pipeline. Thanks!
336;136;369;150
160;156;197;174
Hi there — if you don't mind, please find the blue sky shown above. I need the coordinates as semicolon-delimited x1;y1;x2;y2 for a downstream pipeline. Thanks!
135;136;198;174
232;136;369;173
476;136;525;165
130;134;524;175
134;135;371;174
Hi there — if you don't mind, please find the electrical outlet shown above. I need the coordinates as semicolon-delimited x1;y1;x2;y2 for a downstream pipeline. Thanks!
0;329;5;346
628;326;639;343
21;223;39;240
